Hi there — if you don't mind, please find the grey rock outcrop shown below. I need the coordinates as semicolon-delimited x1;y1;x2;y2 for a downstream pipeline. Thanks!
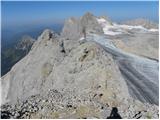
61;17;82;40
80;12;104;34
61;12;103;40
1;90;158;119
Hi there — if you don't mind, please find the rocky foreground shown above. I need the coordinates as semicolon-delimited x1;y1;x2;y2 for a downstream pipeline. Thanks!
1;13;159;119
1;89;158;119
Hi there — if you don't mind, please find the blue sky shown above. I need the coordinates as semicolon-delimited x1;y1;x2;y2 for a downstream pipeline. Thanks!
2;1;159;28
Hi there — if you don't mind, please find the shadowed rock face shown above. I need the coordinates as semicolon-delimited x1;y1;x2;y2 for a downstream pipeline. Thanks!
1;13;159;119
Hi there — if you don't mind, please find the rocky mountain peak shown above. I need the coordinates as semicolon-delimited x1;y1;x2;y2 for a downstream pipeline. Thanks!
81;12;95;19
61;12;103;40
80;12;104;34
40;29;59;40
61;17;81;40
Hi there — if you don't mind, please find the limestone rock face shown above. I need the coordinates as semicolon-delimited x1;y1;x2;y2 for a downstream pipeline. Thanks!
61;17;82;40
80;12;104;34
61;12;103;40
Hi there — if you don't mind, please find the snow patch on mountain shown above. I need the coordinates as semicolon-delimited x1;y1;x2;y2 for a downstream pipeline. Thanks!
97;18;122;35
97;18;158;36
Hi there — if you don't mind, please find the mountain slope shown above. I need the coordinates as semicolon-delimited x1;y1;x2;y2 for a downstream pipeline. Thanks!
1;13;159;119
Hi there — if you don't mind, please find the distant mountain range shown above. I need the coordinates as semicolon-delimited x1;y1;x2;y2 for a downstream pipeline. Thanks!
15;35;35;51
122;18;158;29
1;35;35;76
1;23;63;49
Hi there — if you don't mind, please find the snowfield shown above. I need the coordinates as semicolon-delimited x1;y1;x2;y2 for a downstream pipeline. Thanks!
97;18;159;35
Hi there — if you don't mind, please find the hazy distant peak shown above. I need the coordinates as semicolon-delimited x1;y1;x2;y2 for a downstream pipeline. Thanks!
21;35;35;43
123;18;158;29
15;35;35;51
